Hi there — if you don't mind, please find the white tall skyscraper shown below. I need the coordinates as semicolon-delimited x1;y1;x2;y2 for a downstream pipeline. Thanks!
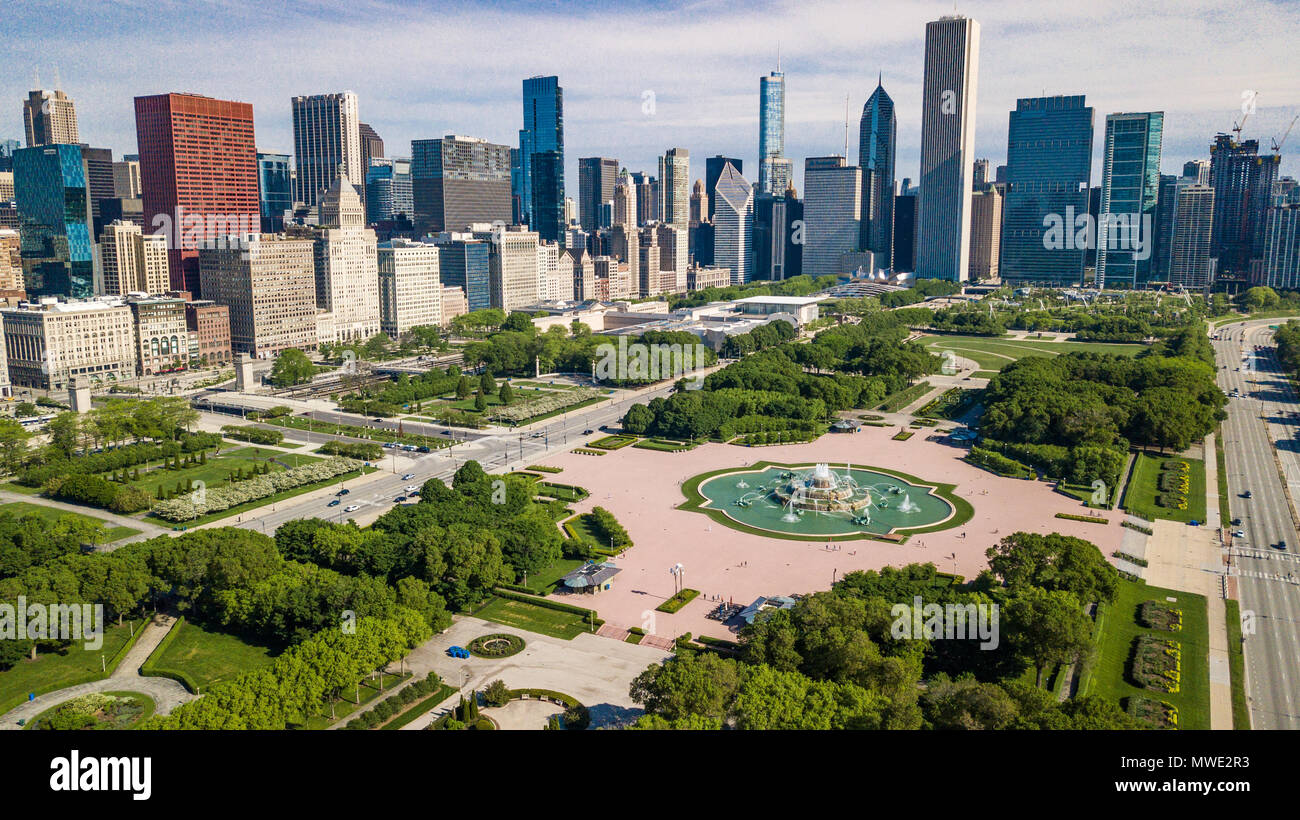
712;162;754;285
291;91;362;208
313;177;380;342
378;239;442;336
916;15;980;281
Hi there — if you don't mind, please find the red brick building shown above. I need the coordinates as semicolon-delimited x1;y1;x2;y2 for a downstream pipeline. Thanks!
184;299;232;366
134;93;259;295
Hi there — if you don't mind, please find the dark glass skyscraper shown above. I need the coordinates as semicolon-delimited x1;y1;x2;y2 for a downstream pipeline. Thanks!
12;144;94;298
577;157;618;231
433;237;491;312
705;155;742;221
858;77;896;270
530;150;565;244
257;152;292;233
518;76;563;229
1209;133;1280;275
1000;95;1094;286
411;135;512;235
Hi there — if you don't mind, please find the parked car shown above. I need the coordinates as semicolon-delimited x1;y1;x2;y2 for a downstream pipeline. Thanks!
417;446;432;453
447;646;470;659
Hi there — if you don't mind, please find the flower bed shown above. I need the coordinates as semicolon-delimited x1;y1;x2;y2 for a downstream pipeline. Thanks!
468;633;526;658
1131;634;1181;693
1126;696;1178;729
1138;600;1183;632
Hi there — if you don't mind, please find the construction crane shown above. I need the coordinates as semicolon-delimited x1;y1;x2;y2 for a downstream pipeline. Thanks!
1234;91;1258;141
1272;114;1299;154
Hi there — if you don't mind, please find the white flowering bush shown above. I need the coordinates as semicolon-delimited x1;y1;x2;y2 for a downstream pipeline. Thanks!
153;457;362;522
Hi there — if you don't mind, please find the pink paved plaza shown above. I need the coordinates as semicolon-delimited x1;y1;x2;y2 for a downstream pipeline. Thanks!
540;427;1127;643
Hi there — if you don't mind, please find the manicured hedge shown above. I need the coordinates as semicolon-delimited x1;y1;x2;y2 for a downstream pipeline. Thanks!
221;425;285;446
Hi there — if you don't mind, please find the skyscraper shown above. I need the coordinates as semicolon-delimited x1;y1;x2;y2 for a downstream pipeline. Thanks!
519;76;563;228
1097;112;1163;287
22;89;79;147
759;70;786;194
706;156;742;221
378;240;441;336
1209;134;1280;275
753;190;803;281
1262;205;1300;290
968;185;1002;280
916;15;980;281
858;77;896;270
689;178;707;227
659;148;690;226
1167;182;1215;288
134;93;259;294
359;123;384;171
12;144;94;298
256;152;292;233
712;162;753;285
578;157;618;231
365;158;413;223
291;92;362;208
98;220;170;295
1000;95;1094;286
199;235;318;357
411;135;512;234
530;150;565;244
802;156;861;279
431;235;491;312
313;177;380;342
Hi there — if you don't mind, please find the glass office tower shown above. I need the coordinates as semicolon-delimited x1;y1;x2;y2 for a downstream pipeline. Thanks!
13;143;94;298
257;152;292;233
858;78;897;270
758;70;785;194
1097;112;1163;288
1000;95;1094;286
518;76;563;228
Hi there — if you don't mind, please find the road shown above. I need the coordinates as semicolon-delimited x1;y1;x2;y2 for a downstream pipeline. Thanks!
226;376;696;535
1214;319;1300;729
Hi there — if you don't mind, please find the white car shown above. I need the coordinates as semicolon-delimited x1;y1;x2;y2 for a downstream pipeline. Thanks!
1233;530;1246;538
344;504;361;513
405;485;419;493
402;474;416;481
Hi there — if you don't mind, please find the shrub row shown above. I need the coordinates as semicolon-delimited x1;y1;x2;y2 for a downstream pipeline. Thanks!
220;425;285;446
18;434;221;487
1112;550;1150;568
346;672;444;729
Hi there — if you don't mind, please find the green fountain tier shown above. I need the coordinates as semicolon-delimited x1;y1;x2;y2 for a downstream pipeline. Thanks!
690;463;956;538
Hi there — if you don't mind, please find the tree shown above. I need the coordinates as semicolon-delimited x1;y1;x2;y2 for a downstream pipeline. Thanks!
985;532;1119;604
0;418;31;473
502;312;535;333
629;651;740;723
484;679;511;708
46;412;82;457
473;394;488;413
455;376;471;400
269;349;315;387
1004;587;1095;687
479;372;496;396
498;382;514;405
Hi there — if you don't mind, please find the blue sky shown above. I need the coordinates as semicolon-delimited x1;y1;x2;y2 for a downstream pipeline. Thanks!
5;0;1299;191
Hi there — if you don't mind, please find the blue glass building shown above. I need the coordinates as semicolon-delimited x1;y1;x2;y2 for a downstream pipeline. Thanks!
256;152;292;233
13;144;94;298
1000;95;1095;286
858;77;896;269
1096;112;1163;288
758;71;785;194
365;157;413;223
518;76;564;231
434;238;491;311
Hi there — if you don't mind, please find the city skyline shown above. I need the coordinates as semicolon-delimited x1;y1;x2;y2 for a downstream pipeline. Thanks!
5;0;1298;199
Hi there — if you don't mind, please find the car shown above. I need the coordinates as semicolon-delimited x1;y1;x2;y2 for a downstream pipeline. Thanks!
1233;530;1246;538
394;496;407;503
382;441;396;449
583;429;594;435
417;446;432;453
1242;490;1253;498
1231;518;1242;526
405;485;419;493
403;445;417;452
447;646;470;659
335;488;350;496
344;504;361;513
402;474;416;481
409;489;420;496
372;417;384;423
327;499;341;507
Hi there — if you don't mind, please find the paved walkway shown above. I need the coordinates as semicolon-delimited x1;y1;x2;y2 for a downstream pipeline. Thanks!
0;613;195;729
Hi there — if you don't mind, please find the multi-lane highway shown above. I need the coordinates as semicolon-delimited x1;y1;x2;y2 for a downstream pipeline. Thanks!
1214;319;1300;729
223;375;695;535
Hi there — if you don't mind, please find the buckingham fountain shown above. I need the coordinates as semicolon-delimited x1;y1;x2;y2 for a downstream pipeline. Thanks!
693;462;952;538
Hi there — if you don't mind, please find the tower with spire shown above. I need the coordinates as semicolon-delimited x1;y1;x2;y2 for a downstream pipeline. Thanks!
858;73;896;270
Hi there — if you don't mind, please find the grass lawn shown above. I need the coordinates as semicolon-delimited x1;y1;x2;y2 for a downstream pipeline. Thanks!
1224;598;1250;730
145;619;280;693
876;381;932;412
26;689;156;730
518;558;584;595
0;501;140;543
1122;453;1207;524
921;335;1145;372
1084;578;1211;729
1215;430;1231;525
474;596;591;640
0;620;142;716
564;512;607;548
125;446;321;497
